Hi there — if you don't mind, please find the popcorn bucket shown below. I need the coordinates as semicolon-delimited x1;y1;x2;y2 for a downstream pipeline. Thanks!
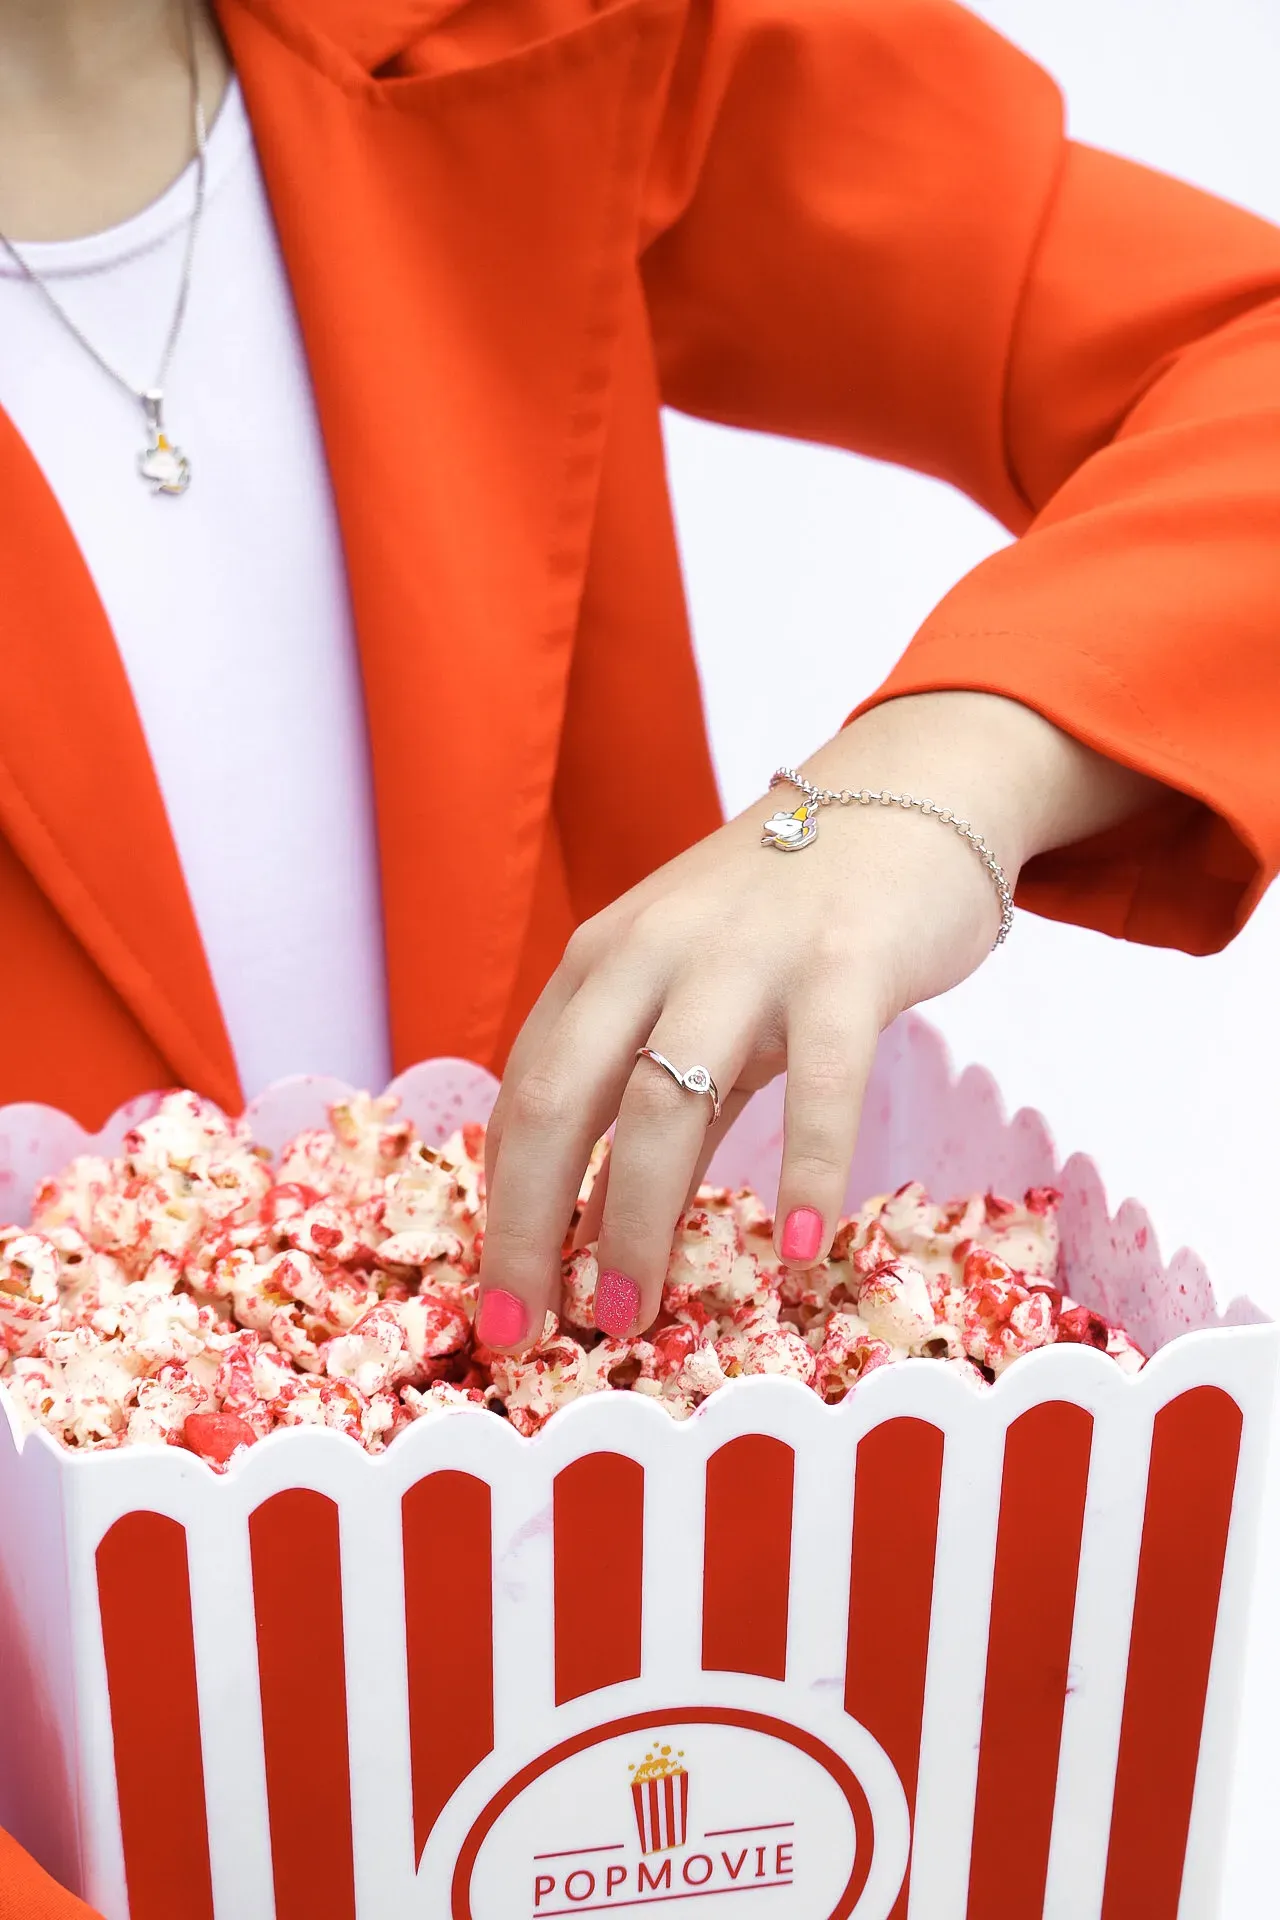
0;1014;1273;1920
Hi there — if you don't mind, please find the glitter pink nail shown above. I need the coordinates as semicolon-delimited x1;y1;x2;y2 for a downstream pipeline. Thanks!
595;1268;640;1339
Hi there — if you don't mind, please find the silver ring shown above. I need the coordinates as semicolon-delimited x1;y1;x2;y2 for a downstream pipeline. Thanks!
635;1047;723;1123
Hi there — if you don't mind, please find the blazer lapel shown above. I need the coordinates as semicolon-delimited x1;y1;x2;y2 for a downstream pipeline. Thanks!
221;0;681;1069
254;0;467;74
0;412;241;1108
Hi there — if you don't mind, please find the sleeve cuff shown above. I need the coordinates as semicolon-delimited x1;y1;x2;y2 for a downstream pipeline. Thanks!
848;632;1269;956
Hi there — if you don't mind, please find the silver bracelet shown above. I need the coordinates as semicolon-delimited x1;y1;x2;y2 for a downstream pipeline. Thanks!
761;766;1014;949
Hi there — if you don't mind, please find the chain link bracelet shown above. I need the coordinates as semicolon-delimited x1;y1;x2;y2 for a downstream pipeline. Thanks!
761;766;1015;949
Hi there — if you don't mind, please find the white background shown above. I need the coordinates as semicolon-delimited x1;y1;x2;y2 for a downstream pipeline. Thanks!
662;2;1280;1910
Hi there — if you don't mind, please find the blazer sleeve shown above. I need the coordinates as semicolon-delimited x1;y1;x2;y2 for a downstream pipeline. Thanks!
0;1828;104;1918
639;0;1280;953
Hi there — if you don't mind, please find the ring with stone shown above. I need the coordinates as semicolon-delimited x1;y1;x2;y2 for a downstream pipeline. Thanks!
635;1047;723;1123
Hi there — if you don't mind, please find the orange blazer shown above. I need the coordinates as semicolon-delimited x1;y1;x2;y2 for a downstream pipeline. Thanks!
2;0;1280;1143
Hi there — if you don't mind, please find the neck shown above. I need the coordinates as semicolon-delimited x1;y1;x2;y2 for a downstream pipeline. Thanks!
0;2;192;88
0;0;229;241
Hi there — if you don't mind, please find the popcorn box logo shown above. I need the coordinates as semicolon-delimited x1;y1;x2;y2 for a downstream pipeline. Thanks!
456;1709;879;1918
627;1746;688;1853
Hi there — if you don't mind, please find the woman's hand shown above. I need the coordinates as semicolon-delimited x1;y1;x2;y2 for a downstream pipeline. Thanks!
475;690;1160;1348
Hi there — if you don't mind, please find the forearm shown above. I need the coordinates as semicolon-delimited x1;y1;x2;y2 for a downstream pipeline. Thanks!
795;690;1166;878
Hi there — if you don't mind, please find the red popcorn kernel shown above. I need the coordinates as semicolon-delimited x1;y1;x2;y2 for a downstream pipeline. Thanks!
182;1411;257;1467
559;1248;600;1331
666;1205;743;1302
778;1263;836;1321
962;1246;1021;1301
601;1349;648;1390
856;1258;935;1343
959;1246;1059;1374
850;1222;899;1279
1057;1304;1111;1349
813;1317;894;1404
716;1314;815;1386
651;1322;699;1380
828;1218;859;1263
259;1182;323;1226
730;1186;774;1241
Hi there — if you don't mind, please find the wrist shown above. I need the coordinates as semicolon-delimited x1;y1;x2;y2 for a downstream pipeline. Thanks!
799;690;1163;875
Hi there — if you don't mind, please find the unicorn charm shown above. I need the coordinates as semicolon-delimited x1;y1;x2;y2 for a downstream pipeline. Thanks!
137;390;191;496
760;800;819;851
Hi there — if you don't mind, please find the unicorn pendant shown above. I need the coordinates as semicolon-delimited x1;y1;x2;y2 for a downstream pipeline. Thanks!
761;800;819;851
137;390;191;496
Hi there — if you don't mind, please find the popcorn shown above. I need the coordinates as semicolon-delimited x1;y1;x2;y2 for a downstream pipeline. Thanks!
812;1314;897;1403
128;1365;212;1448
183;1410;257;1467
953;1248;1058;1376
28;1155;118;1244
34;1327;143;1448
212;1331;295;1438
0;1230;63;1358
274;1196;373;1268
0;1090;1146;1462
271;1373;401;1451
1056;1302;1111;1350
642;1326;728;1419
486;1329;602;1437
854;1258;937;1350
1105;1323;1147;1375
33;1095;272;1279
660;1202;742;1318
324;1294;470;1396
402;1380;490;1420
974;1187;1063;1285
275;1093;415;1209
560;1249;599;1332
717;1311;817;1387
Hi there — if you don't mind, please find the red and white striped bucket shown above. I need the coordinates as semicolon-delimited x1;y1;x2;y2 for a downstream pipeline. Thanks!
0;1016;1273;1920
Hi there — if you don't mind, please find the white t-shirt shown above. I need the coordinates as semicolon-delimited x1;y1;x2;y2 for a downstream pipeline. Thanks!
0;80;392;1098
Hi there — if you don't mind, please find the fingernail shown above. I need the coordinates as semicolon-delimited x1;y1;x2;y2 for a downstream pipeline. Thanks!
594;1268;640;1339
781;1206;824;1263
476;1288;529;1347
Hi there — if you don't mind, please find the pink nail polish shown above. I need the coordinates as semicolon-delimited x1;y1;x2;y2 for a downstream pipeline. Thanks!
476;1288;529;1348
781;1206;824;1263
595;1268;640;1339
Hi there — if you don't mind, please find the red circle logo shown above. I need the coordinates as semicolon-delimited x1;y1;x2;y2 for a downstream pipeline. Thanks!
452;1705;879;1918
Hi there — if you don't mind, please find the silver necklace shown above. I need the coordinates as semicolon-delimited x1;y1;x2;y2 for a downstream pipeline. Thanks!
0;3;206;496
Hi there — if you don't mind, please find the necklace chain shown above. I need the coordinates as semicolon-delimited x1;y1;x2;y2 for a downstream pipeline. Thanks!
0;1;207;493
